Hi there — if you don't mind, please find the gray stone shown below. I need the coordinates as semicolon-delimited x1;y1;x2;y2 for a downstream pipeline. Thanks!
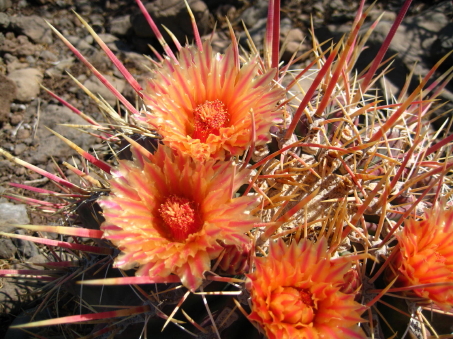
13;143;27;156
39;50;59;63
0;238;17;259
44;57;75;77
97;33;118;44
109;15;132;37
10;15;53;45
66;35;95;53
118;50;152;74
16;128;31;140
4;35;37;57
131;0;210;44
0;12;9;28
29;103;97;163
83;74;126;106
0;0;11;12
25;55;36;66
0;202;30;233
281;27;306;62
7;68;43;102
14;230;39;258
239;0;268;28
27;254;47;264
11;15;53;45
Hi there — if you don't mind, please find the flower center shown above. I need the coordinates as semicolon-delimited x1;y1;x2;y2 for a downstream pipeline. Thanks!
158;195;202;242
192;99;229;143
269;287;316;324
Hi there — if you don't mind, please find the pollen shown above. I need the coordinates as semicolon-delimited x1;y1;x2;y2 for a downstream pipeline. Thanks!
192;99;229;143
159;195;202;242
299;288;315;307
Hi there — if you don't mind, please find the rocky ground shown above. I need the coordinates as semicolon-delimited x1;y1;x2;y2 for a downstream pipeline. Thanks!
0;0;452;337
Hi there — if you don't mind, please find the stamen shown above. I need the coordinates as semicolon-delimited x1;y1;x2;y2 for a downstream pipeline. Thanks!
159;195;202;242
299;289;314;307
192;99;229;143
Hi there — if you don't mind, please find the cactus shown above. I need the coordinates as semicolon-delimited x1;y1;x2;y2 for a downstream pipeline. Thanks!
1;0;453;338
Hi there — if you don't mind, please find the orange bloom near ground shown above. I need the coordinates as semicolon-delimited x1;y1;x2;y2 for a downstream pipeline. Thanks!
390;204;453;310
143;41;285;161
246;238;366;339
99;145;258;291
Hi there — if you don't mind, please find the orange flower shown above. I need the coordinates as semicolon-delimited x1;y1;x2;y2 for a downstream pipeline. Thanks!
99;145;258;291
143;41;285;161
246;238;366;339
390;203;453;309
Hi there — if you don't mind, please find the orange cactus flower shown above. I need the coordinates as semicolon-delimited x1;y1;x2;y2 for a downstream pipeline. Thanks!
143;41;285;161
246;238;366;339
99;145;258;291
390;203;453;309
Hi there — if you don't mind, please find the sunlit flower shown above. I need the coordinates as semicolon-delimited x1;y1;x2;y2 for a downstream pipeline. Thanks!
389;203;453;309
246;238;366;339
143;41;285;161
99;145;258;291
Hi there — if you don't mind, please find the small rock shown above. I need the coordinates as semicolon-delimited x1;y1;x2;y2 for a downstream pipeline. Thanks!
6;60;29;73
7;68;43;102
25;55;36;66
9;113;23;125
131;0;210;45
17;0;27;9
3;52;16;64
1;34;37;57
281;27;305;62
10;15;53;45
0;160;13;171
14;229;39;258
109;15;132;36
41;231;58;240
55;17;74;31
76;1;92;15
45;57;75;77
239;0;268;28
0;0;12;11
1;142;13;152
10;102;26;112
97;33;118;44
27;254;47;264
205;30;230;54
16;128;31;139
118;50;152;73
15;166;26;176
29;103;97;163
89;13;105;32
0;238;17;259
14;143;27;156
83;74;126;106
0;74;16;124
39;50;59;63
0;12;10;28
66;35;94;53
0;202;30;233
15;35;37;56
